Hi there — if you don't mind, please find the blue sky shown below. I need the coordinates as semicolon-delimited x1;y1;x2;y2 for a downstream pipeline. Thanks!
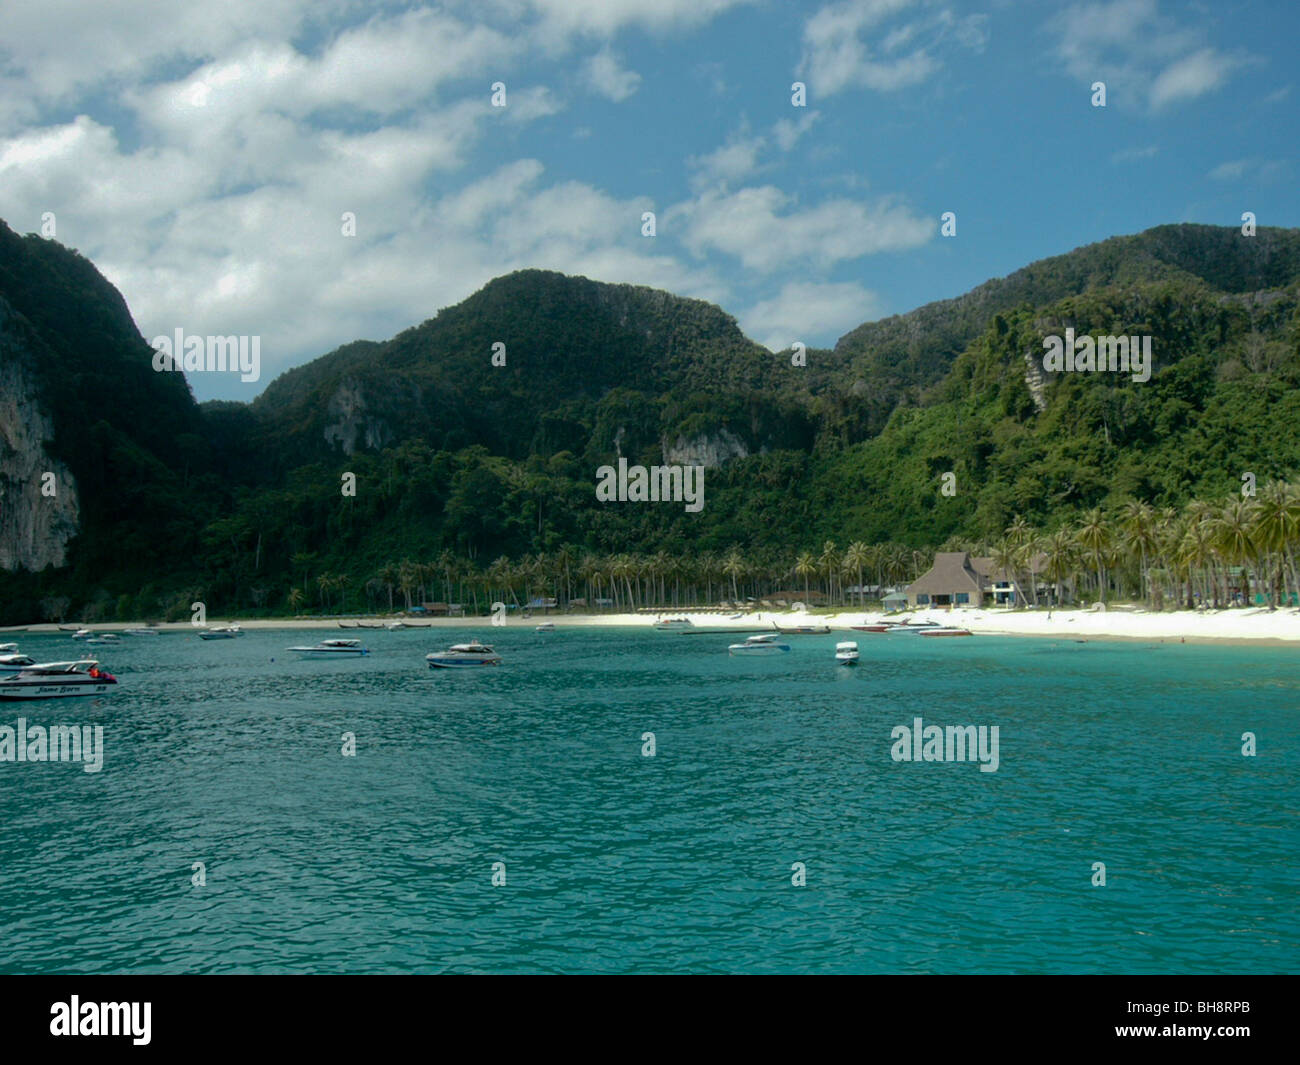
0;0;1295;401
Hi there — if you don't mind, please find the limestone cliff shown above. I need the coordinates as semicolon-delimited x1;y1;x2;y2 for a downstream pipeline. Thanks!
0;298;80;570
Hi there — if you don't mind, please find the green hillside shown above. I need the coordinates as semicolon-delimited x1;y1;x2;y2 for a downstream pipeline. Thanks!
2;221;1299;621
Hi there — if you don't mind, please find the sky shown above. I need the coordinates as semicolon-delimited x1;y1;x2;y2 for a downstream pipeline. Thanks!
0;0;1296;401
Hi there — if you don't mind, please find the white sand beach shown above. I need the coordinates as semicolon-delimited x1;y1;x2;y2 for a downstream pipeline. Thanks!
10;604;1300;643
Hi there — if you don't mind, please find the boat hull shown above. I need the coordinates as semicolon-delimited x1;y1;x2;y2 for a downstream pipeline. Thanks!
0;680;117;700
426;657;501;668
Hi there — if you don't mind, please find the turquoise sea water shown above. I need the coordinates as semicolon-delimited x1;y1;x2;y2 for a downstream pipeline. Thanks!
0;626;1295;974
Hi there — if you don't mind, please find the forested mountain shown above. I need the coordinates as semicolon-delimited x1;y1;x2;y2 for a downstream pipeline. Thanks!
1;219;1298;622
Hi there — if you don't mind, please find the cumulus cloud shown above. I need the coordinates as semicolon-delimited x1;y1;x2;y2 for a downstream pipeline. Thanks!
672;186;933;272
741;280;884;352
584;50;642;101
1049;0;1246;112
797;0;985;97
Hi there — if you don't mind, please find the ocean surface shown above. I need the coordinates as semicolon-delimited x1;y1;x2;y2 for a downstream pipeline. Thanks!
0;626;1295;974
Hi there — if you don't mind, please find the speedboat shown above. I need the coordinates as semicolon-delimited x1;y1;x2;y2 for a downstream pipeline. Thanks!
87;633;122;645
426;643;502;668
70;629;92;640
0;643;17;653
287;638;369;657
535;622;555;632
124;628;161;636
385;621;408;630
775;623;831;634
851;623;891;633
885;620;942;634
198;625;242;640
919;627;972;637
835;641;860;664
0;660;117;700
0;653;37;672
653;618;694;631
728;633;791;656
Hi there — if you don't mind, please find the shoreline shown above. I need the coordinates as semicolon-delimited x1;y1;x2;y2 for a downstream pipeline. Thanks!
8;605;1300;646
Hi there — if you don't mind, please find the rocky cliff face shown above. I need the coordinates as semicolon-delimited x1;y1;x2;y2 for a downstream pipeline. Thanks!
323;379;396;455
662;428;750;468
0;298;80;570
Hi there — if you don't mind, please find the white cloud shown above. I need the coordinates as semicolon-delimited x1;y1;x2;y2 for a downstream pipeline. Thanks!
742;280;884;352
584;50;642;101
797;0;983;97
673;185;933;272
1150;48;1238;109
1110;144;1159;164
1206;157;1286;182
1049;0;1245;112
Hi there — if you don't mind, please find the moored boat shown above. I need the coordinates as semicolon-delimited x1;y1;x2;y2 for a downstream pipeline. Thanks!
70;629;92;640
287;638;369;657
728;633;791;656
198;625;243;640
0;643;17;653
775;623;831;634
835;641;860;664
0;660;117;700
426;643;502;668
918;626;972;637
124;628;161;636
0;654;37;672
653;618;694;631
535;622;555;632
851;623;891;633
87;633;122;645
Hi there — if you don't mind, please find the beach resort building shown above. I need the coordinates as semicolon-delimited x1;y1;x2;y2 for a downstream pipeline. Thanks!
905;552;1042;608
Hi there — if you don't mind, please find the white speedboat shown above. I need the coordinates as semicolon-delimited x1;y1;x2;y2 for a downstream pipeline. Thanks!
535;622;555;632
835;641;860;664
0;660;118;700
70;629;92;640
124;628;161;636
0;643;17;653
728;633;791;656
0;653;37;672
385;621;407;630
775;623;831;634
198;625;243;640
426;643;502;668
287;638;369;657
885;620;942;633
653;618;694;631
87;633;122;645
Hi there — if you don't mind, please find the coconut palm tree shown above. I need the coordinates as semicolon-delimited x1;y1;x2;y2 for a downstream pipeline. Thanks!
1042;527;1078;605
1074;508;1113;604
844;541;870;607
1118;499;1156;607
1211;499;1258;607
793;552;815;604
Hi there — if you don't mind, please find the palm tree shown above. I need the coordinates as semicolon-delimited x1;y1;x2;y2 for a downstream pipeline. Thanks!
287;587;305;614
1074;508;1112;604
1250;480;1300;608
1118;500;1156;607
793;552;815;604
844;541;870;607
1211;499;1258;607
819;541;839;606
1042;527;1077;605
989;538;1024;607
722;549;744;606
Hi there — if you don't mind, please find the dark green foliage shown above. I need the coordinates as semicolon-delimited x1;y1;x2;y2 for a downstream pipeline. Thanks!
3;220;1300;620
